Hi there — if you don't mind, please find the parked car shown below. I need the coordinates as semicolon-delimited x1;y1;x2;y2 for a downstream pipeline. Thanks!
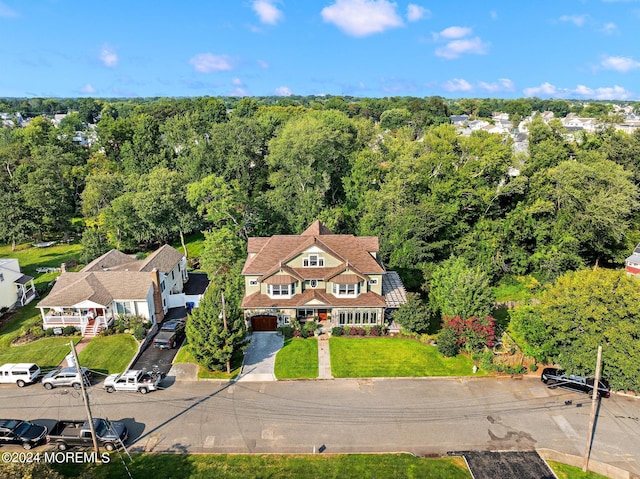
0;363;41;387
42;366;92;390
33;418;128;451
0;419;48;449
152;319;186;349
104;369;163;394
541;367;611;398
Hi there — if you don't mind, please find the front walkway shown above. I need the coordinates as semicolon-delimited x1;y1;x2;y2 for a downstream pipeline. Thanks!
60;337;92;367
317;334;333;379
238;332;284;382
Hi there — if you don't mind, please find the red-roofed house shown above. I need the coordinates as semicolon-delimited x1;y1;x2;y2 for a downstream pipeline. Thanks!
241;221;406;331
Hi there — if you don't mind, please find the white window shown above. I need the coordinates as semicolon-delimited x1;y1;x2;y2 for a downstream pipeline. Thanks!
249;280;258;286
333;282;360;297
298;309;314;318
303;254;324;267
268;284;293;297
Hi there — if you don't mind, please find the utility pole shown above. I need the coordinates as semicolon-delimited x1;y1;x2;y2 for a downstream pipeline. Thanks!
583;345;602;472
221;291;230;374
69;340;99;456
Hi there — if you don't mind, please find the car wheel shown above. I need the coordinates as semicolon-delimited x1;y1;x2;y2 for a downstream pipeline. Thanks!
22;442;33;450
139;387;148;394
44;382;53;390
57;442;68;451
16;379;26;388
105;442;115;451
542;378;548;384
72;383;81;390
106;386;115;393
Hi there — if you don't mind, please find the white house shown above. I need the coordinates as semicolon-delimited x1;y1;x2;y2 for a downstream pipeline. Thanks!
36;245;194;336
0;259;36;310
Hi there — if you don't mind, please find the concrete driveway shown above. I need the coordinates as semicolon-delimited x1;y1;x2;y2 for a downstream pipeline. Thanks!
238;332;284;382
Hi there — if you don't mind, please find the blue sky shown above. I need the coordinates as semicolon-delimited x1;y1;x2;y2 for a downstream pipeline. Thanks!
1;0;639;100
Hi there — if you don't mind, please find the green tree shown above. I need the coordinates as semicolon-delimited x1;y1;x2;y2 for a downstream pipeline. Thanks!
80;227;112;263
186;281;246;373
391;292;435;333
532;269;640;391
429;257;495;319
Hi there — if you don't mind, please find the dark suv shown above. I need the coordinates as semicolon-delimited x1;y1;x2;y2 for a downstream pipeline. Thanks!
0;419;48;449
541;367;611;398
152;320;186;349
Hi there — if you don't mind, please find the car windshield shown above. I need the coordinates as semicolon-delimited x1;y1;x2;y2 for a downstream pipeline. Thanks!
13;421;31;436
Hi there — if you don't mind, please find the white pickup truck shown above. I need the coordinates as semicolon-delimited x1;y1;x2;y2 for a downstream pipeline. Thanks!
103;369;162;394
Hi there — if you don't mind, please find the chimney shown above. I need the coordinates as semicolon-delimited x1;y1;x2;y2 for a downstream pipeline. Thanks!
60;263;67;273
150;268;165;323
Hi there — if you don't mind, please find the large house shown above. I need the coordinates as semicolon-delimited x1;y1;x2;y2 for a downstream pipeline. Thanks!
0;258;36;310
37;245;194;336
241;221;407;332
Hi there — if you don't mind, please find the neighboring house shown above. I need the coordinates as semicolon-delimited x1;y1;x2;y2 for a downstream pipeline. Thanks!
37;245;194;336
241;221;407;332
0;259;37;310
625;243;640;276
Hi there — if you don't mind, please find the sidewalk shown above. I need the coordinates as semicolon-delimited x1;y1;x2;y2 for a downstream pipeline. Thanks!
317;334;333;379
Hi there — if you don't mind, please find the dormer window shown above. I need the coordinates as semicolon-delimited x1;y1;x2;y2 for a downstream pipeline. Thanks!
303;254;324;267
332;282;361;297
268;283;294;298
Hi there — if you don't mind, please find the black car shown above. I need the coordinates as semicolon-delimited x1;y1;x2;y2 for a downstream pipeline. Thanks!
160;319;186;337
0;419;48;449
541;367;611;398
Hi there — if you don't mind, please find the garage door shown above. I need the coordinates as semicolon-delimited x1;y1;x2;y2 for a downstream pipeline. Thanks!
251;315;277;331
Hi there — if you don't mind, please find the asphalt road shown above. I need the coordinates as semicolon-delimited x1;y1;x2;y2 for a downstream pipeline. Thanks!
1;377;638;475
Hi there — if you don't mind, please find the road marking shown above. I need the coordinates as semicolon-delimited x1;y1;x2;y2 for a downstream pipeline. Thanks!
204;435;215;448
552;415;579;438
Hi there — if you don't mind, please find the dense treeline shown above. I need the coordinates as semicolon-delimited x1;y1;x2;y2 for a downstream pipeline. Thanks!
2;95;640;382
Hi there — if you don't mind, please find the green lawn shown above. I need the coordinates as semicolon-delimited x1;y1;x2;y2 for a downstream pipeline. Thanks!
77;334;139;375
547;461;610;479
174;343;243;379
53;453;471;479
275;338;319;379
0;336;80;370
330;337;485;378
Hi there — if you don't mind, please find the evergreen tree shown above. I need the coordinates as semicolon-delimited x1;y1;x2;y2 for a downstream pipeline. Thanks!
186;282;246;373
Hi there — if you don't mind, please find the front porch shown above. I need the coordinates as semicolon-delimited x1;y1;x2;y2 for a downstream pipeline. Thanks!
41;308;114;337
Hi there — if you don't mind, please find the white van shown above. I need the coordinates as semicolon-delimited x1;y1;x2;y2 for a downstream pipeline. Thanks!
0;363;41;387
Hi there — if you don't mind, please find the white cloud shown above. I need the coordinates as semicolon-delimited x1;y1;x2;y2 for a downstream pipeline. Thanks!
601;55;640;72
99;46;118;67
0;1;18;17
479;78;515;92
321;0;404;37
559;14;588;26
523;82;634;100
434;26;472;40
406;4;430;22
230;87;249;96
601;22;618;34
252;0;283;25
275;86;292;96
490;10;498;20
258;59;270;69
435;37;488;59
443;78;472;92
189;53;233;72
79;84;95;94
232;77;243;86
523;82;563;97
